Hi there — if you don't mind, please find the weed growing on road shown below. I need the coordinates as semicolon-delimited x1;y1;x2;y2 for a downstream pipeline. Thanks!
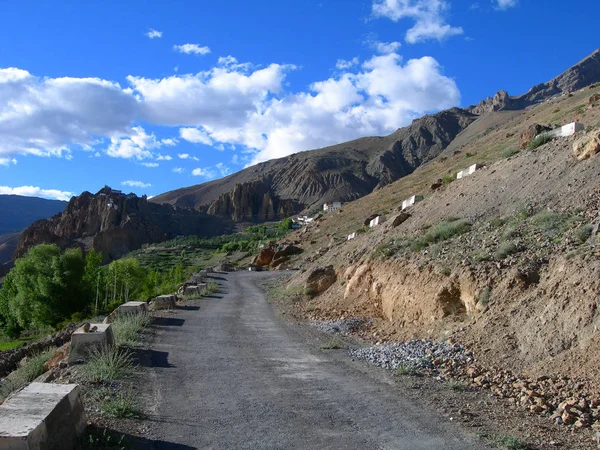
77;426;128;450
111;313;152;347
0;349;53;402
320;337;343;350
81;346;133;383
394;364;417;376
101;391;141;419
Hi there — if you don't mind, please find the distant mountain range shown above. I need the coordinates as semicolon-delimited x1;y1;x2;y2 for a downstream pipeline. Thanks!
0;195;67;235
152;49;600;222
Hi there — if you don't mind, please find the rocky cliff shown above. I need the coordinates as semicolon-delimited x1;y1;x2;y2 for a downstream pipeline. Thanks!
15;186;229;263
153;108;478;221
468;49;600;115
0;195;67;235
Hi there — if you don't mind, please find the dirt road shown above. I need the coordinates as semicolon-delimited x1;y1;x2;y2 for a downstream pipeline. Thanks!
144;271;489;449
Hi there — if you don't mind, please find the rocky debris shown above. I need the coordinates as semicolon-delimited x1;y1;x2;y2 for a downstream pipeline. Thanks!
305;265;337;295
349;340;472;373
363;214;378;227
519;123;552;149
254;244;276;266
215;262;234;272
430;179;443;191
391;213;411;228
0;324;77;378
273;244;303;260
573;128;600;160
589;93;600;105
310;317;371;335
43;343;70;371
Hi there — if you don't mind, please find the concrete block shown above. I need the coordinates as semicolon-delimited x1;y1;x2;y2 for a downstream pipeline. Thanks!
0;383;86;449
544;121;584;138
116;301;148;316
197;270;208;277
248;264;263;272
183;284;206;296
205;267;214;274
457;164;482;180
401;195;424;210
347;232;356;241
68;324;114;363
369;216;386;228
149;295;177;311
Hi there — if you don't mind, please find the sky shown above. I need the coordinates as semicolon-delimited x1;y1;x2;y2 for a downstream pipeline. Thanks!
0;0;598;201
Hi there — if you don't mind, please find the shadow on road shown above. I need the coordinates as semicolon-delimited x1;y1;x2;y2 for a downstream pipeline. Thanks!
207;275;227;281
131;348;174;368
153;317;185;327
177;305;200;311
77;426;195;450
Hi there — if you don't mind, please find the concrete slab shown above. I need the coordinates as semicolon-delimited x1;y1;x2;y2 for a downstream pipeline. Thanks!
183;285;207;297
149;295;177;311
68;323;114;363
0;383;86;449
401;195;424;210
369;216;386;228
347;232;356;241
457;164;483;180
544;121;584;138
117;301;148;315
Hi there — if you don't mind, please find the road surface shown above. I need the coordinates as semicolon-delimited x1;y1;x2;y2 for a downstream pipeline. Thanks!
145;271;489;449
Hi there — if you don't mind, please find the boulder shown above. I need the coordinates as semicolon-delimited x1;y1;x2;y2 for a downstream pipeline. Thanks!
589;93;600;105
305;265;337;295
430;179;443;191
363;214;378;227
273;245;303;260
391;213;411;228
573;129;600;160
519;123;551;149
254;246;276;266
271;256;288;268
44;343;70;371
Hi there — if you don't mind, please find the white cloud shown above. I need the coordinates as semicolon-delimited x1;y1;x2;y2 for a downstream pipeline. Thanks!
215;162;230;176
106;126;162;160
156;154;172;161
161;138;177;146
179;127;213;145
0;185;73;201
0;157;17;166
145;29;163;39
172;167;184;173
173;44;211;55
495;0;517;9
178;153;189;159
372;0;463;43
140;162;159;167
336;57;359;69
191;167;215;178
372;41;402;53
121;180;151;188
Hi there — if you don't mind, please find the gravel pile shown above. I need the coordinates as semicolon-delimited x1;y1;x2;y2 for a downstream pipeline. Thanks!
310;317;370;335
349;339;473;373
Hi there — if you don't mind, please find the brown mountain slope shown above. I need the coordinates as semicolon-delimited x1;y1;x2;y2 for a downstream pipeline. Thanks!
15;186;230;263
152;108;478;221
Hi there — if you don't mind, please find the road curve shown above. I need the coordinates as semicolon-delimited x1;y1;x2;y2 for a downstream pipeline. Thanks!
145;271;489;450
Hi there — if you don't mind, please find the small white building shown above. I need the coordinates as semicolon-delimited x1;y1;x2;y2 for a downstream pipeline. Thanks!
456;163;483;180
347;232;356;241
369;216;386;228
323;202;342;214
541;122;584;139
401;195;424;210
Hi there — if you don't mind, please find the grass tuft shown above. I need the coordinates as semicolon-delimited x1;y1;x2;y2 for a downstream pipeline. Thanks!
490;434;528;450
0;350;53;402
320;338;343;350
111;313;152;347
101;391;142;419
394;364;417;376
81;346;134;383
526;134;554;150
495;241;519;260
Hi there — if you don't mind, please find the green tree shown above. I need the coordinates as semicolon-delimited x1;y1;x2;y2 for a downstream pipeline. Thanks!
279;218;293;231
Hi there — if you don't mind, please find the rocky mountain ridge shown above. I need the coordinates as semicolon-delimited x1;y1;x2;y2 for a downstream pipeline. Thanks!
15;187;229;263
153;49;600;223
0;195;67;235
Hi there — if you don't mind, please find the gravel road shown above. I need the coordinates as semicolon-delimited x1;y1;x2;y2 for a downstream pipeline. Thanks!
144;271;490;449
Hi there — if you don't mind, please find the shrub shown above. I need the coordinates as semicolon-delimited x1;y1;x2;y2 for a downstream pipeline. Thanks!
478;287;491;306
101;391;141;419
320;338;343;350
446;380;468;391
495;241;518;259
204;281;219;296
526;134;554;150
81;345;133;383
502;148;520;158
111;313;152;347
490;434;528;450
0;350;53;401
394;364;417;376
442;174;456;184
531;210;578;237
411;219;471;251
574;224;594;243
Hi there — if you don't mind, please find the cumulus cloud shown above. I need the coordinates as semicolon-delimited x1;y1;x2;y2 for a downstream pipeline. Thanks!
0;68;138;159
191;167;215;178
121;180;151;188
0;185;73;201
372;0;463;43
140;162;159;167
336;57;359;69
0;157;17;166
106;126;162;160
156;154;172;161
495;0;517;9
372;41;402;53
179;127;212;145
172;167;184;173
173;44;211;55
145;29;163;39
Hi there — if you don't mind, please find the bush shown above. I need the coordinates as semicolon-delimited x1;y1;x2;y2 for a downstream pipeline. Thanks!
478;287;491;306
394;364;417;376
502;148;520;158
526;134;554;150
101;391;141;419
531;210;578;237
490;435;528;450
0;350;53;402
442;174;456;184
412;219;471;251
81;346;134;383
574;224;594;243
111;313;152;347
495;241;518;259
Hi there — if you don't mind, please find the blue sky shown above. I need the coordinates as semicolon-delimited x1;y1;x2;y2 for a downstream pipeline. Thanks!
0;0;598;201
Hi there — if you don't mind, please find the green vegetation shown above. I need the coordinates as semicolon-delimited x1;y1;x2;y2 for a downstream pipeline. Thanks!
478;287;491;306
490;434;528;450
81;346;134;384
526;133;554;150
101;391;141;419
411;219;471;251
446;380;468;391
502;147;520;158
111;313;152;347
495;241;519;259
574;224;594;243
77;427;128;450
0;350;53;402
442;174;456;184
320;337;343;350
394;364;417;376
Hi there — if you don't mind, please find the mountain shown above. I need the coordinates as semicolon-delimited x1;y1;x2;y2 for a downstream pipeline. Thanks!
152;108;478;221
0;195;67;235
15;186;230;263
153;49;600;222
